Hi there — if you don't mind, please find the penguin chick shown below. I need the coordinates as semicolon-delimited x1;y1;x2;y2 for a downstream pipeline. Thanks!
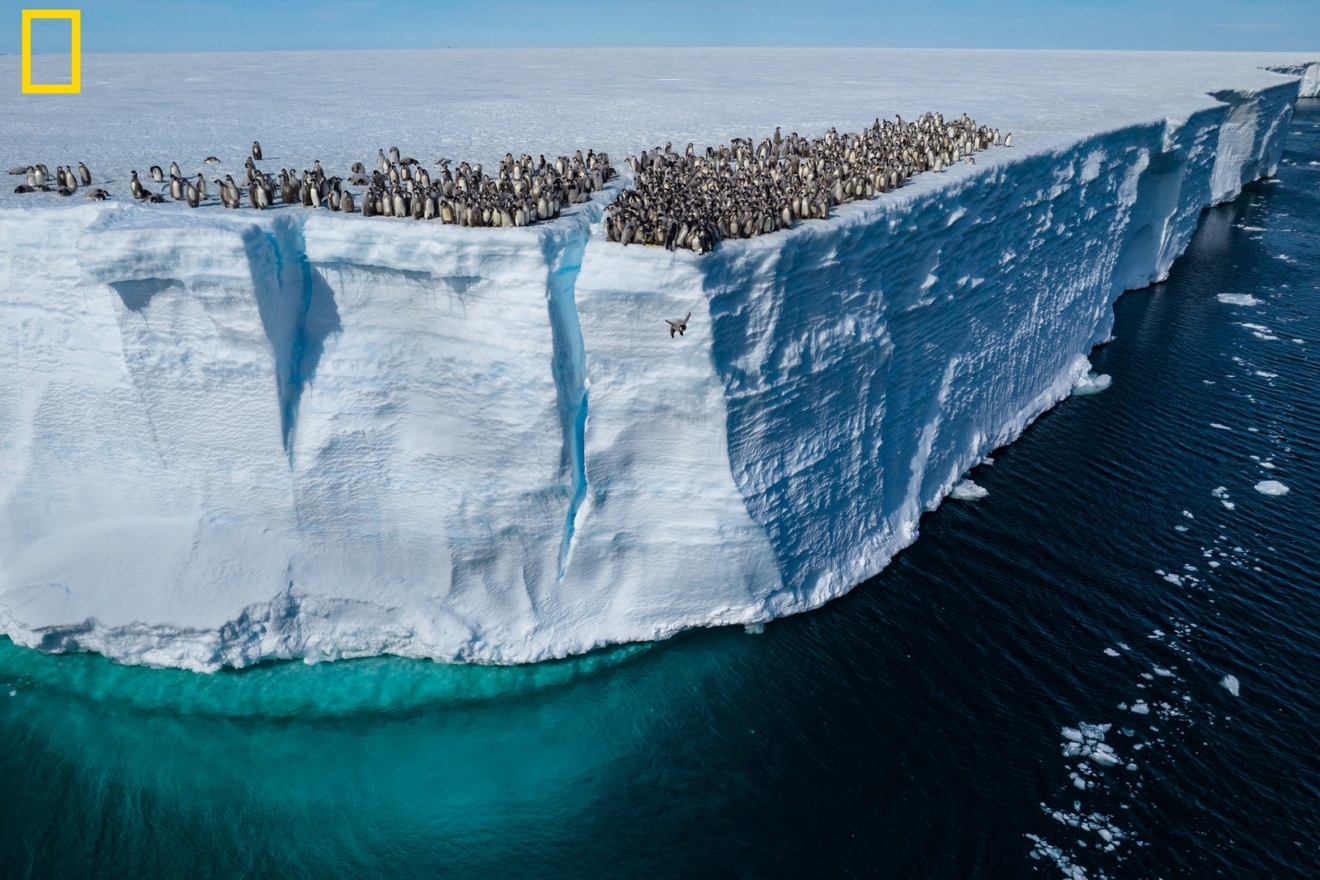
666;312;691;338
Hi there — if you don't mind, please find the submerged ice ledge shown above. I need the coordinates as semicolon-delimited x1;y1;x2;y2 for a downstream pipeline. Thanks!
0;79;1302;671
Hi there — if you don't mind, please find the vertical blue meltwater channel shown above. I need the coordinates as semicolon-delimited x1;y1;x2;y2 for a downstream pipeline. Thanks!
544;227;591;578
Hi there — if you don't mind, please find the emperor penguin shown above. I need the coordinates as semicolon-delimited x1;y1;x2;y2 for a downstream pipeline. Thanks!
130;171;145;199
150;165;164;182
252;141;263;161
185;182;199;207
196;173;208;200
170;176;183;200
666;313;691;338
389;146;401;165
340;190;355;213
1004;133;1013;147
78;161;91;185
169;161;181;179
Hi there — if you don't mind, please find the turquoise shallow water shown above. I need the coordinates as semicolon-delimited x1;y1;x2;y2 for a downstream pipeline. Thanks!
2;102;1318;879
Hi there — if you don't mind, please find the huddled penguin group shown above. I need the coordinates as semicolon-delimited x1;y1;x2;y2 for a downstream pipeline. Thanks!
605;112;1006;253
352;147;614;225
50;141;617;228
7;114;1006;252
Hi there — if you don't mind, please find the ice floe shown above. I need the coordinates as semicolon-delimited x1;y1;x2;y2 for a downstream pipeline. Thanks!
1071;372;1113;396
1254;480;1289;496
1216;293;1261;306
950;479;989;501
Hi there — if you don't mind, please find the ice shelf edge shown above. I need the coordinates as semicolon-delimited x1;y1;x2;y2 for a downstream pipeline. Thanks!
0;79;1302;670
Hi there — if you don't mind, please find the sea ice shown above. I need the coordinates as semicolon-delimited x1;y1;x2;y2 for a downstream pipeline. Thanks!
1221;675;1241;697
1070;372;1112;396
950;480;990;501
1216;293;1261;306
1254;480;1289;496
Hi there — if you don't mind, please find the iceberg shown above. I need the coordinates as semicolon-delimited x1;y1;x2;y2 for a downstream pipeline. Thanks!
0;50;1314;670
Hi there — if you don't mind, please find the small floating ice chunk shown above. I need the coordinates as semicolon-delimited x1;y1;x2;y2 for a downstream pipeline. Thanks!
1152;667;1173;677
950;479;988;500
1254;480;1289;496
1130;701;1150;715
1221;675;1240;697
744;622;765;635
1071;372;1112;396
1163;573;1184;586
1259;461;1275;470
1217;293;1260;306
1104;648;1120;657
1210;423;1232;431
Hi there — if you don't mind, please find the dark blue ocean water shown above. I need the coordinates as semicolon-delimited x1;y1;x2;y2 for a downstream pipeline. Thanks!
2;102;1317;880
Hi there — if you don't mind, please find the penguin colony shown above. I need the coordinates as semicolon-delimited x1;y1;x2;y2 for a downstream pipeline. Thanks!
605;112;1006;253
10;139;615;230
8;114;1009;251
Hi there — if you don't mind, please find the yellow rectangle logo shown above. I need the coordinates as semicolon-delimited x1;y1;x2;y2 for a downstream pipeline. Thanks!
21;9;81;94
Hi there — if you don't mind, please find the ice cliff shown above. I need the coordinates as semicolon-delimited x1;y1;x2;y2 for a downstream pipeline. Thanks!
0;72;1304;670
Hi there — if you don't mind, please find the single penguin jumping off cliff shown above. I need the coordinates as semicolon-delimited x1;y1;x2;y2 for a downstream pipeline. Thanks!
666;312;691;338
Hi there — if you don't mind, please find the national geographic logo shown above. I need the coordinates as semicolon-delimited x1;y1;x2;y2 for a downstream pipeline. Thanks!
21;9;81;94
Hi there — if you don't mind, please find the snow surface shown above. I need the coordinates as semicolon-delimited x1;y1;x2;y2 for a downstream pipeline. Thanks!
0;50;1315;670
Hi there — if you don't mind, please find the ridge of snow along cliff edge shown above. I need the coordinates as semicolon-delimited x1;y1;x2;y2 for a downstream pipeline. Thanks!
0;51;1313;669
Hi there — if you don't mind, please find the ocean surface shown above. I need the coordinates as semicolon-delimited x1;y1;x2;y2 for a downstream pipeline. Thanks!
1;100;1317;879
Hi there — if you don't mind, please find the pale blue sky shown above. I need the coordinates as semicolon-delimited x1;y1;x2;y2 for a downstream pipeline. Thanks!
3;0;1318;53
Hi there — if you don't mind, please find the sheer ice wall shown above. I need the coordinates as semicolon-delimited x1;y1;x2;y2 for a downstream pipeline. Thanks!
0;52;1311;669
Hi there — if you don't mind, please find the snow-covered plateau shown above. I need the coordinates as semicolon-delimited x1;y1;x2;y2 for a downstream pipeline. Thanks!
1;50;1316;670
